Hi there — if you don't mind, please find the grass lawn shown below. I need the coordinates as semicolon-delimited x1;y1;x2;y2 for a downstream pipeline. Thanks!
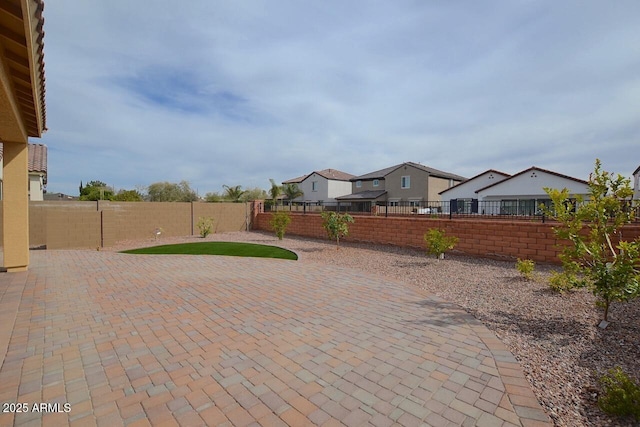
121;242;298;260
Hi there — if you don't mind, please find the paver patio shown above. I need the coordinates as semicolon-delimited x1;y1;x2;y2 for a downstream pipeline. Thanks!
0;250;551;426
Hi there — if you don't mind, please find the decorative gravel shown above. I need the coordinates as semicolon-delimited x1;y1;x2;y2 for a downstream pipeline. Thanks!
108;231;640;427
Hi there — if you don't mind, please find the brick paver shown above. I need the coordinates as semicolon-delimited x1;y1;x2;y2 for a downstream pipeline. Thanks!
0;249;551;426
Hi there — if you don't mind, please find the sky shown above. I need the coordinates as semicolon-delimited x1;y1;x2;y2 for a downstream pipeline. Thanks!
38;1;640;197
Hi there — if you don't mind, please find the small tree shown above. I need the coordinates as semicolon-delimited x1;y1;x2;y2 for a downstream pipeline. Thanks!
543;159;640;323
222;185;245;202
424;228;458;260
283;183;304;210
269;179;282;210
270;212;291;240
321;212;354;249
196;217;215;238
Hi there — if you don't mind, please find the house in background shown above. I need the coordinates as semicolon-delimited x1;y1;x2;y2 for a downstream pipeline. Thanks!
337;162;465;211
441;166;589;215
0;143;48;201
633;165;640;200
439;169;511;214
282;168;355;204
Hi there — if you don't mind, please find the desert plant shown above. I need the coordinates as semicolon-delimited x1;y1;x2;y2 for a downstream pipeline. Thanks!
196;217;215;238
542;159;640;322
222;185;245;202
548;271;578;293
598;367;640;421
516;258;535;280
270;211;292;240
269;179;282;210
424;228;458;260
321;212;354;249
283;184;304;209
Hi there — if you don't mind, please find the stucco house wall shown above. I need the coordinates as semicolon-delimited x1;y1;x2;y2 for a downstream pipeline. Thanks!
284;169;354;204
633;166;640;200
385;164;428;202
440;170;511;202
476;167;589;215
29;174;45;201
351;178;384;194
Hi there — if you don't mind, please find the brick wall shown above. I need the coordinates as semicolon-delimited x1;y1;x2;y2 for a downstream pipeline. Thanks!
254;212;640;264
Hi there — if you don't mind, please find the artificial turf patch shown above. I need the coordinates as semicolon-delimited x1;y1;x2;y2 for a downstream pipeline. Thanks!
121;241;298;260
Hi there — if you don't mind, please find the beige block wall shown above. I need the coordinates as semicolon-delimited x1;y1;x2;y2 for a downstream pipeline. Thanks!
0;201;255;250
100;202;192;247
192;202;249;234
45;209;101;249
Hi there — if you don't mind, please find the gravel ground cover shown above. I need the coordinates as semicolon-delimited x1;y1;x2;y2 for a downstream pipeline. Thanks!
109;231;640;427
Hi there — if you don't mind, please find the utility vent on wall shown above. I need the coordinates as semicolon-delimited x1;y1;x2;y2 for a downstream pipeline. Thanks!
531;172;538;178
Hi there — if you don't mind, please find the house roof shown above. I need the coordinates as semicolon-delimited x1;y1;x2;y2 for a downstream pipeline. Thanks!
439;169;511;195
352;162;466;182
336;190;387;201
283;168;355;184
0;142;47;173
28;142;46;172
474;166;588;194
634;165;640;176
0;0;47;137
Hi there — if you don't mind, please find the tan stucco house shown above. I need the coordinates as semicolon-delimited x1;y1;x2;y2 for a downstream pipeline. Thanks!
0;0;47;271
337;162;465;211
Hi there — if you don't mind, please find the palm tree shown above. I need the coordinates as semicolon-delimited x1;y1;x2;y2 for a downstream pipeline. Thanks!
269;179;282;210
222;185;245;202
282;183;304;210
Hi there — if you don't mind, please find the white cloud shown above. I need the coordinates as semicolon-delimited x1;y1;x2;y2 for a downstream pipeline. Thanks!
39;1;640;196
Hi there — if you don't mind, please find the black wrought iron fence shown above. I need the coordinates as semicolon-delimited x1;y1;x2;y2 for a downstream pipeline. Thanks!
266;200;553;221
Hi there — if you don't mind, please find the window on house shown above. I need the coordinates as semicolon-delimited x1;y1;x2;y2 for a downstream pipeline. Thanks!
373;179;379;187
401;176;410;189
312;181;318;191
356;180;362;188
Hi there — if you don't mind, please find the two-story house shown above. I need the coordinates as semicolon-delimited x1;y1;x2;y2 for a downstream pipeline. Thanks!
336;162;465;211
282;168;355;204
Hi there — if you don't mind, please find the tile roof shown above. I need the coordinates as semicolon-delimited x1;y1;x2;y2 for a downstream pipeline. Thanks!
352;162;466;182
336;190;387;200
474;166;587;193
440;169;511;194
28;142;46;172
283;168;355;184
0;143;47;173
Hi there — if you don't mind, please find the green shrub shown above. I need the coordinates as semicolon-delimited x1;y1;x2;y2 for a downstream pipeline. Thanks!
270;211;292;240
598;367;640;420
516;259;535;280
548;271;579;293
321;212;355;249
196;217;215;238
424;228;458;260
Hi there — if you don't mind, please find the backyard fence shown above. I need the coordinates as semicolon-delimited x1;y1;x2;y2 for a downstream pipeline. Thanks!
0;200;261;250
266;199;640;222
